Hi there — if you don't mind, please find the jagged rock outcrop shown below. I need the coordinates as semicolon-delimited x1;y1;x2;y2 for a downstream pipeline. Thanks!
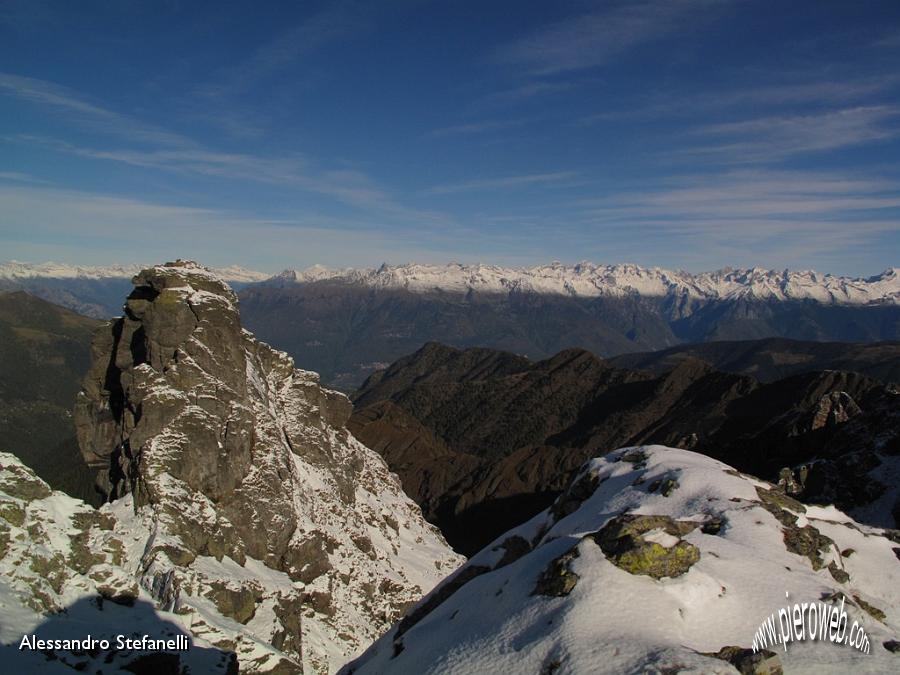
344;446;900;674
809;391;862;431
64;261;461;673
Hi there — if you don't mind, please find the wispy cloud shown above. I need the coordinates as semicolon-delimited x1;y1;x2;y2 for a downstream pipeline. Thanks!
567;168;900;272
578;73;900;127
425;171;580;195
199;2;369;100
427;118;529;138
186;4;372;138
579;169;900;225
0;171;50;184
476;80;577;108
3;133;449;225
0;70;453;226
683;106;900;162
0;0;56;31
873;29;900;48
495;0;726;75
0;184;517;270
703;76;900;108
0;72;191;146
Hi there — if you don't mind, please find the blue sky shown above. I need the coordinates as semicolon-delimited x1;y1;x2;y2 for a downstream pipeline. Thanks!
1;0;899;275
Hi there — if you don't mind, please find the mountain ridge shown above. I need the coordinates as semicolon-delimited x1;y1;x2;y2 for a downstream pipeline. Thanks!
609;337;900;384
271;261;900;306
6;259;899;305
6;261;898;388
350;341;900;554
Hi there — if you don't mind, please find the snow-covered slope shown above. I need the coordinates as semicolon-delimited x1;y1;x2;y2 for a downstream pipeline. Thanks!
344;446;900;674
0;261;462;674
0;260;271;283
277;262;900;305
0;452;240;673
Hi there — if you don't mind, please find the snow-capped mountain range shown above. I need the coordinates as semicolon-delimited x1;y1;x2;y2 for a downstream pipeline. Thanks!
4;260;898;305
0;260;270;283
273;262;900;305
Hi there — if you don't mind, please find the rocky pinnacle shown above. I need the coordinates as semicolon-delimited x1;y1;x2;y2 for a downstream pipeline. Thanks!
73;260;461;672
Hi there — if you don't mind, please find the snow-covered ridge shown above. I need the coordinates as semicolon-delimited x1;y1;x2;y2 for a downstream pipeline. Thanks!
345;445;900;674
0;260;271;283
278;262;900;305
7;259;898;304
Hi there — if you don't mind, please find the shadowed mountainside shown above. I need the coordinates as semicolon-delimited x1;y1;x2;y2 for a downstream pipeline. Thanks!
0;291;101;503
351;342;900;555
240;279;900;389
610;337;900;383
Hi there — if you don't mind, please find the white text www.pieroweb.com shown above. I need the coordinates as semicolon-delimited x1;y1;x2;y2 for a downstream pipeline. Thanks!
751;594;870;654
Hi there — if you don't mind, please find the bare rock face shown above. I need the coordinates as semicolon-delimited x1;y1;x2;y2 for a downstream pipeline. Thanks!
808;391;862;431
73;261;462;673
76;262;251;504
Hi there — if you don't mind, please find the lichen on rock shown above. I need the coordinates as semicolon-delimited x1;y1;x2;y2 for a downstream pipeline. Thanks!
593;514;700;579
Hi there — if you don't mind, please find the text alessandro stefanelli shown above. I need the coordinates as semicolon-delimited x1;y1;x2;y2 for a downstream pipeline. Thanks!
19;634;191;651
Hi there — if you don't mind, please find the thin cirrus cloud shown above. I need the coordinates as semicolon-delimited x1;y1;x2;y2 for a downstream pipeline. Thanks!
699;76;900;108
427;118;529;138
198;1;370;100
494;0;725;75
873;29;900;48
579;74;900;125
0;183;525;269
424;171;580;195
577;169;900;225
0;170;50;184
681;106;900;163
186;3;372;139
570;169;900;270
0;183;377;268
6;132;450;226
0;69;451;227
0;72;191;147
473;80;577;109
